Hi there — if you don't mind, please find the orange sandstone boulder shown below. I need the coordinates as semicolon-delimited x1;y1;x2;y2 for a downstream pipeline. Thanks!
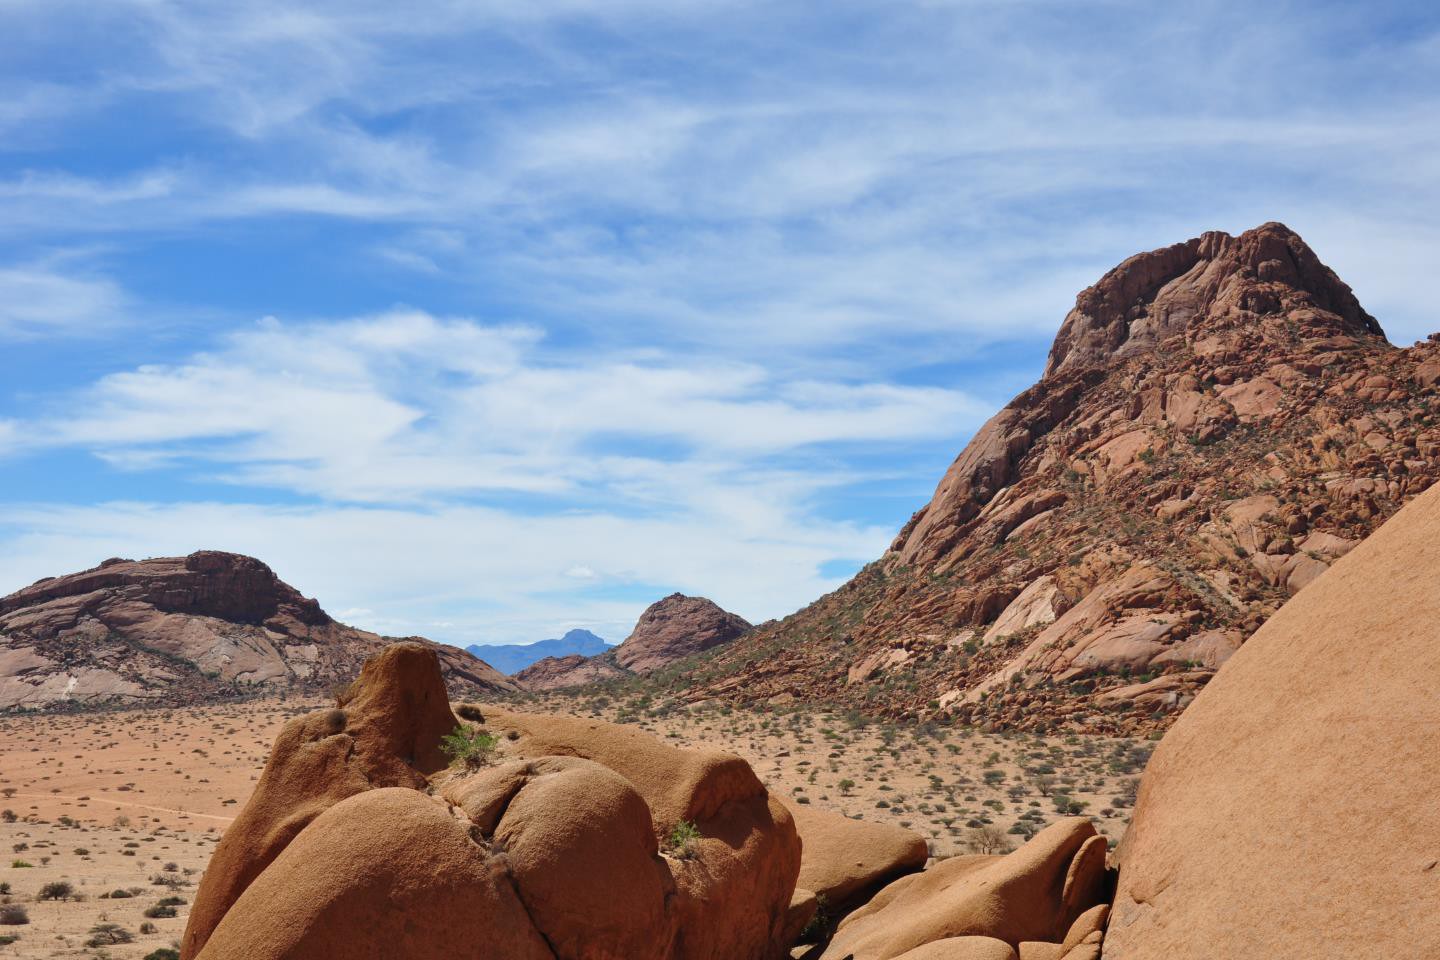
788;802;929;905
821;818;1109;960
894;937;1019;960
473;705;802;960
1103;480;1440;958
183;642;457;957
187;643;801;960
194;788;553;960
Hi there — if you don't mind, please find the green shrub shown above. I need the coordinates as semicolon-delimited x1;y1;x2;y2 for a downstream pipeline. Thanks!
665;820;702;859
439;725;498;771
145;949;181;960
144;904;177;919
38;881;74;901
85;923;134;947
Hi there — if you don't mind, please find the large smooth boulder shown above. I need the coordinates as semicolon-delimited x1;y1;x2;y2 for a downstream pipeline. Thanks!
195;788;554;960
1104;480;1440;957
821;818;1108;960
183;642;458;957
185;644;802;960
475;706;802;960
787;802;929;906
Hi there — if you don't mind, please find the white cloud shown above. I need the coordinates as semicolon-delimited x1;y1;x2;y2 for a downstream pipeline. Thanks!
0;308;980;641
10;308;982;503
0;497;892;646
0;262;129;339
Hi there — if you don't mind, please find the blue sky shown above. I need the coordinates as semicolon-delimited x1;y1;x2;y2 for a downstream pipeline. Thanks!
1;1;1437;646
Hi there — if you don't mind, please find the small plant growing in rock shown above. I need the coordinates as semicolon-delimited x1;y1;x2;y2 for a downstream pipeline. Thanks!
666;820;702;859
440;724;498;771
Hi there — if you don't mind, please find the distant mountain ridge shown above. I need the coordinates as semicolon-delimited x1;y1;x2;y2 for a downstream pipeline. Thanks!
0;551;517;710
514;593;751;690
466;628;611;675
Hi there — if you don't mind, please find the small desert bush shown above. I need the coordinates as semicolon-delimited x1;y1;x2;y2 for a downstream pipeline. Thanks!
38;881;73;901
144;904;177;919
0;904;27;925
85;922;134;947
666;820;702;859
440;725;498;771
145;949;181;960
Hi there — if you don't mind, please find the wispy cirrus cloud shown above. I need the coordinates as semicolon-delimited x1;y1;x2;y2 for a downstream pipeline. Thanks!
1;0;1437;643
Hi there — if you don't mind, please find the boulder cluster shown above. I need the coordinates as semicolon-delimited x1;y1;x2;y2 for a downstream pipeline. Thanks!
181;644;1104;960
186;466;1440;958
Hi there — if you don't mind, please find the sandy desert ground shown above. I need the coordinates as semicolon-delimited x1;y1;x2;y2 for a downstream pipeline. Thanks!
0;692;1148;958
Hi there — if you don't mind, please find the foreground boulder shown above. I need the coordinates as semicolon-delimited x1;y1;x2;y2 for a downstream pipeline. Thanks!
183;643;800;960
821;818;1109;960
183;643;458;957
787;802;929;907
1103;480;1440;957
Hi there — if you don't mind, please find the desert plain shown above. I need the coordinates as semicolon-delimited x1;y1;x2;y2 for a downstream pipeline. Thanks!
0;692;1147;958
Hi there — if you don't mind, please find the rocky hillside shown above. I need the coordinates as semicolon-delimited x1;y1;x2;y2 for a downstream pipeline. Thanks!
0;550;516;710
515;593;751;690
665;222;1440;735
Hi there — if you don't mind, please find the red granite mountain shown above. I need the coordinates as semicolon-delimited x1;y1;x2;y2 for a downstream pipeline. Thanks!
0;551;516;710
667;222;1440;735
515;593;751;690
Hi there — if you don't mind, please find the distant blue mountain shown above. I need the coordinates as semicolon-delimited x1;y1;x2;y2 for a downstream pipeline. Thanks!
465;629;612;675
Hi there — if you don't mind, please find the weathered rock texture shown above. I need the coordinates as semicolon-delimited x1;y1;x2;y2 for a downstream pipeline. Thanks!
788;802;929;907
821;818;1110;960
512;592;751;689
0;551;514;710
513;652;627;690
612;592;752;674
673;223;1440;734
184;642;802;960
1101;478;1440;958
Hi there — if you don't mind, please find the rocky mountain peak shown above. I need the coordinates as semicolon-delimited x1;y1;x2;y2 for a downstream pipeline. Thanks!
1;550;329;630
676;223;1440;737
1044;222;1383;378
0;550;515;709
611;593;752;675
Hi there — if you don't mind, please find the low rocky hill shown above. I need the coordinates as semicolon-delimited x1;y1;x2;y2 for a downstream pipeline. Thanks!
668;222;1440;735
0;550;516;710
514;593;750;690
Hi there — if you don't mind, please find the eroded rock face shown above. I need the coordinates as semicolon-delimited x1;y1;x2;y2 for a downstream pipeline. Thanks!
687;223;1440;735
185;643;801;960
1102;480;1440;958
613;593;752;675
820;818;1110;960
0;551;515;710
513;652;627;690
